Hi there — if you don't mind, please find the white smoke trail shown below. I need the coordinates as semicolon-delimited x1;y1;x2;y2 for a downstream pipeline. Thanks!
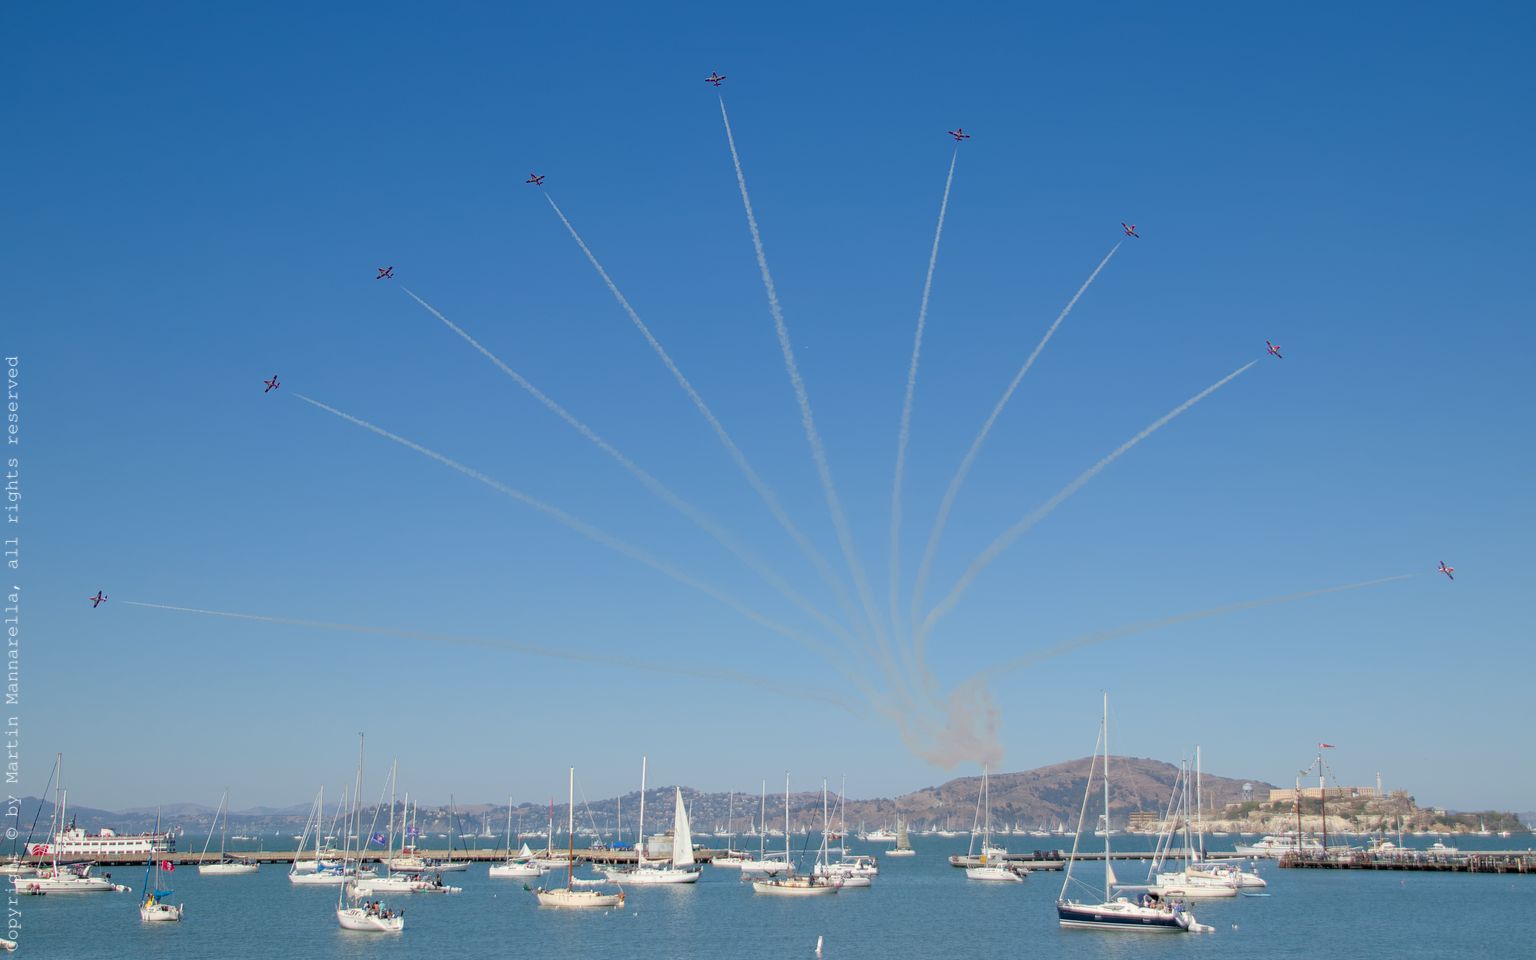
398;286;851;647
291;392;866;687
718;95;900;688
968;575;1415;683
120;600;855;709
916;360;1258;657
889;147;959;673
909;242;1121;630
543;194;873;664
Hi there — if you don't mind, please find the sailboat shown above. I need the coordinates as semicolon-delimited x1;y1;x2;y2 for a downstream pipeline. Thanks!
740;779;791;875
536;768;625;908
886;817;916;857
490;798;544;878
607;758;701;885
712;791;750;867
198;789;258;875
138;811;183;921
813;781;877;885
336;737;405;932
14;756;129;894
1146;759;1237;899
966;764;1024;882
752;775;840;896
1057;695;1211;933
291;788;353;886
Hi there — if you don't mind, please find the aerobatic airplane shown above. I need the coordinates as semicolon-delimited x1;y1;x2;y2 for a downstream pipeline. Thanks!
1121;222;1140;238
1438;561;1454;581
526;173;545;185
1267;340;1283;359
705;72;726;87
89;591;107;608
264;375;280;393
948;128;971;141
376;266;394;280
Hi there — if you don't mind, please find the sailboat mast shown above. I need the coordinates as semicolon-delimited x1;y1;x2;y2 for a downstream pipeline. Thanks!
1102;692;1111;901
566;767;575;889
759;780;767;861
1195;746;1204;860
783;773;790;865
638;756;647;862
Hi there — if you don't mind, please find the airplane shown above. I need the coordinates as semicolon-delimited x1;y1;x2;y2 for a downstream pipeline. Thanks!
705;72;726;87
1267;340;1283;359
264;375;280;393
948;128;971;141
1121;222;1139;238
89;591;107;608
1438;561;1454;581
526;173;545;185
376;266;394;280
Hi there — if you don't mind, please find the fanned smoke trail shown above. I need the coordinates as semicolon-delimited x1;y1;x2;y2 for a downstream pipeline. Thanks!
909;242;1121;630
398;286;851;647
916;360;1258;664
967;575;1415;683
120;600;854;708
889;147;959;677
718;94;900;690
543;193;870;665
290;392;867;688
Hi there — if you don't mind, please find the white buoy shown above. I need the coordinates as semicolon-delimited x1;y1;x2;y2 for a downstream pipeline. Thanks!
816;935;824;956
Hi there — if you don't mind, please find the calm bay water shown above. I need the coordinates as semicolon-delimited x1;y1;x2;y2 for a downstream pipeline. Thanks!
15;835;1535;959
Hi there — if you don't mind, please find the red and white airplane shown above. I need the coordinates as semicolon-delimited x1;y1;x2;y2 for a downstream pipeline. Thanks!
1267;340;1283;359
1121;222;1139;238
89;591;107;608
705;72;726;87
948;128;971;141
376;266;394;280
526;173;545;185
1438;560;1454;581
264;375;280;393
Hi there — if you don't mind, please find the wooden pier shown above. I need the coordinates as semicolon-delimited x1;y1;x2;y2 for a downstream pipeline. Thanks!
1280;851;1536;874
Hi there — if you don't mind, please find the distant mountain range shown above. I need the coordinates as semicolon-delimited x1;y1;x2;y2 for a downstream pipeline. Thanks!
6;756;1271;843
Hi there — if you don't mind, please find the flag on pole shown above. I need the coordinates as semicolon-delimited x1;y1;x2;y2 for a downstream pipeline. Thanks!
160;860;175;872
370;833;387;846
1318;743;1335;749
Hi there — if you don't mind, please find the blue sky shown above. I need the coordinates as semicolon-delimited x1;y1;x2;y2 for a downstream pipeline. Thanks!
7;1;1533;812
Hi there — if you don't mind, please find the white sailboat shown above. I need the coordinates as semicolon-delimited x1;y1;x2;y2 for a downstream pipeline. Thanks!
489;799;544;879
138;810;183;922
966;764;1024;882
608;758;701;885
291;788;353;886
740;779;791;875
753;775;840;896
536;768;625;908
197;789;258;875
337;737;404;932
13;757;128;894
1057;695;1210;933
814;781;877;885
886;817;916;857
1147;758;1237;899
712;791;750;867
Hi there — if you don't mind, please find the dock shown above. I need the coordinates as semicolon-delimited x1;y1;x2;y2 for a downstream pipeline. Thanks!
1280;850;1536;874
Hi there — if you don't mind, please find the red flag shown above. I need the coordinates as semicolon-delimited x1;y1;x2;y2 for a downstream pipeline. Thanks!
160;860;175;872
1318;743;1335;749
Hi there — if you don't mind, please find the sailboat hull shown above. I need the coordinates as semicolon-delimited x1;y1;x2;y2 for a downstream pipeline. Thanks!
198;862;259;876
752;877;839;896
1057;899;1189;932
337;907;404;932
489;862;544;878
536;887;624;908
966;865;1024;882
615;866;701;884
139;902;183;922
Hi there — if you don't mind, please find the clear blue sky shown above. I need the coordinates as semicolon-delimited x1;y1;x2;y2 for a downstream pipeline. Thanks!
8;1;1532;812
